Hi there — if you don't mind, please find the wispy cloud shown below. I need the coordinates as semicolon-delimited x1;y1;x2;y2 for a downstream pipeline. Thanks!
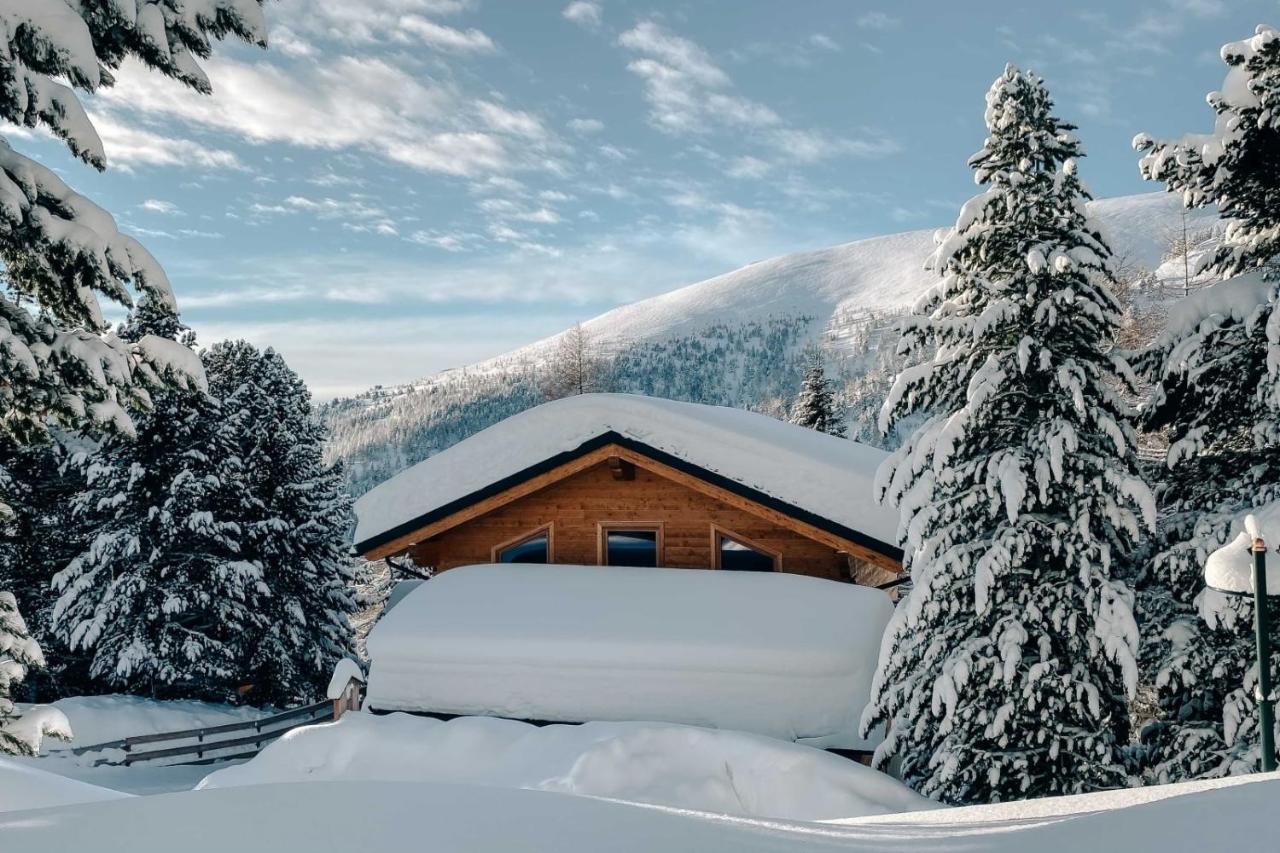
562;1;603;29
856;12;901;30
141;199;181;215
96;55;566;179
617;21;896;166
568;117;605;134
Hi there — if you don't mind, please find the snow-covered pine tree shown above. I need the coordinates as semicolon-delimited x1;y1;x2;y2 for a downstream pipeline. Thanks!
0;1;267;443
1132;25;1280;779
789;351;847;437
0;521;71;754
0;434;94;700
203;341;357;705
862;65;1153;804
51;304;261;700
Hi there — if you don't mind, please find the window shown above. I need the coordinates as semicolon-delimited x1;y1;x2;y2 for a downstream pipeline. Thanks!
493;525;552;564
598;523;664;567
712;527;779;572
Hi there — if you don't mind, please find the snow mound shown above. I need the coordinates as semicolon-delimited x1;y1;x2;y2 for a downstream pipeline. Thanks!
326;657;365;701
364;564;894;749
354;393;898;553
9;773;1280;852
1153;271;1274;349
0;758;128;813
198;713;932;821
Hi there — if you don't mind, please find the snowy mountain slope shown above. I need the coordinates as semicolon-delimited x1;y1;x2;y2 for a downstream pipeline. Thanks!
568;192;1208;350
320;193;1217;494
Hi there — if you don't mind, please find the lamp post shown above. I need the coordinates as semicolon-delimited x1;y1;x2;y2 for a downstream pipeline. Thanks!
1205;514;1277;773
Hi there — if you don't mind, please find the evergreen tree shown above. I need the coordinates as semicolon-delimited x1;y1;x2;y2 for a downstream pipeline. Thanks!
862;66;1153;804
1;509;70;755
50;309;260;701
1132;24;1280;779
0;435;94;700
0;2;267;443
203;341;357;705
789;351;847;437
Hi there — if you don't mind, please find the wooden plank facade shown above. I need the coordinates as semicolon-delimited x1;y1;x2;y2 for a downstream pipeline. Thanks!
363;440;902;586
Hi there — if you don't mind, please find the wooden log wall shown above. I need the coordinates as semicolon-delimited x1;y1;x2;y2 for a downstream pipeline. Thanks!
409;460;853;580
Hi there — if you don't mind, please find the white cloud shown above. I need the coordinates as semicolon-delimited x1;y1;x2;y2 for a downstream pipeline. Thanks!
562;1;603;28
275;0;484;47
725;155;771;179
856;12;901;30
568;117;605;134
478;198;562;224
408;230;479;251
96;56;565;179
616;21;896;166
619;21;778;135
270;26;317;57
397;16;496;53
809;34;840;51
87;112;245;171
141;199;181;215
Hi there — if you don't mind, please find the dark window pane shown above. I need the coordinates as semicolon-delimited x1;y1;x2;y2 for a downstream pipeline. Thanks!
499;533;548;564
606;530;658;567
719;537;774;572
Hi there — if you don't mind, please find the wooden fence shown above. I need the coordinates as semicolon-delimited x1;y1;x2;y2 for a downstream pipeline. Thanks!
72;699;335;767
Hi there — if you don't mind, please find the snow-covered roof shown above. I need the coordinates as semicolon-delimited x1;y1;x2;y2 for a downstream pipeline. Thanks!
354;393;899;556
364;563;894;749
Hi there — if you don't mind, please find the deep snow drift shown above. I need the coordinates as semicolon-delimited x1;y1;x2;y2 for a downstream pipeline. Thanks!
0;758;128;813
198;712;932;822
363;564;894;749
7;773;1279;853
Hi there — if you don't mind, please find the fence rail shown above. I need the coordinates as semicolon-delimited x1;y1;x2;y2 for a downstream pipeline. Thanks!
72;699;334;767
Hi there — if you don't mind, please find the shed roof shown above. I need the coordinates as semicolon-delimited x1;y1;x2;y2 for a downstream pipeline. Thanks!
353;393;900;559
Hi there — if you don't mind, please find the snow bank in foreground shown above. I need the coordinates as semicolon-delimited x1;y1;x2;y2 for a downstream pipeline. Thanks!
0;758;128;813
8;774;1280;852
365;564;893;749
198;713;932;822
26;695;266;751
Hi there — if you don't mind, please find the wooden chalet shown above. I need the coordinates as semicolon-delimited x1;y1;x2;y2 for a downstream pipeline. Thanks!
353;394;903;586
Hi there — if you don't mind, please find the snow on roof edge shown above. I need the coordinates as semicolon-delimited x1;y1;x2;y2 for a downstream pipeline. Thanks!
353;394;899;554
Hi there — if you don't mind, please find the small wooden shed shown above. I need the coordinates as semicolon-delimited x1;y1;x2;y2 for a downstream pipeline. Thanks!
353;394;903;586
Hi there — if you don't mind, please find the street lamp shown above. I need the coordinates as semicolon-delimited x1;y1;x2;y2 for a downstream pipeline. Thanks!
1204;514;1279;773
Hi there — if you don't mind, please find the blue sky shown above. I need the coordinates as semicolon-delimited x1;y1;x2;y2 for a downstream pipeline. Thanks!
17;0;1278;398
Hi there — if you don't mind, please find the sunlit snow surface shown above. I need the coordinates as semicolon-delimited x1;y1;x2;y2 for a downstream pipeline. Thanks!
4;773;1278;853
362;564;893;750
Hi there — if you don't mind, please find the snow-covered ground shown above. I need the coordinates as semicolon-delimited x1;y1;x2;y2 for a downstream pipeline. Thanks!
363;564;892;749
9;700;1280;851
5;772;1278;852
0;758;129;812
24;694;266;751
198;712;931;821
9;695;267;795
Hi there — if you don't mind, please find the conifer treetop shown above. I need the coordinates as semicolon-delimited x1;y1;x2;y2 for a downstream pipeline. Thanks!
1134;25;1280;278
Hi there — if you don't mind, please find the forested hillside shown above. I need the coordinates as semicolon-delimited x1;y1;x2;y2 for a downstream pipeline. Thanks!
320;192;1219;495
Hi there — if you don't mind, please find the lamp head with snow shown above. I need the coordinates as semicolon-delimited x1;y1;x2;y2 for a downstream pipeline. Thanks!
1204;514;1280;596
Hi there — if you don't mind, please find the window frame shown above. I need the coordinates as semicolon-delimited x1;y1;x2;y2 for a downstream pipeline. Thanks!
491;523;555;564
710;525;781;572
596;521;666;567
